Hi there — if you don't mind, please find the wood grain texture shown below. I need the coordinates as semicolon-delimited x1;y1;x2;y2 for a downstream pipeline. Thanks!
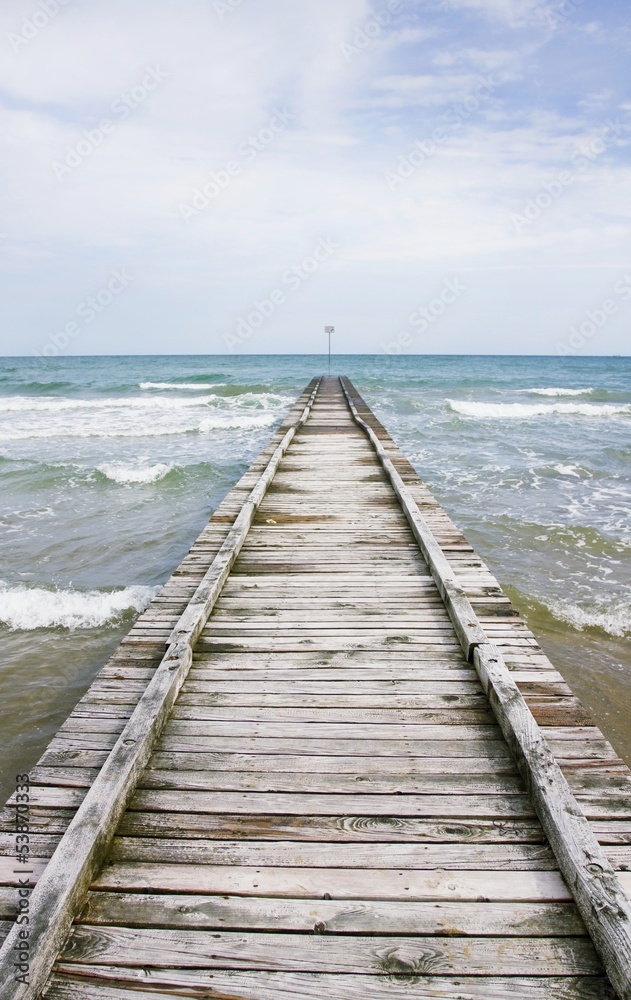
43;972;617;1000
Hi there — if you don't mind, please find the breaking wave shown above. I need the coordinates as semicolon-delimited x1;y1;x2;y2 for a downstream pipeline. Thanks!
0;582;158;631
96;462;176;484
0;391;290;441
548;599;631;638
446;399;631;419
518;387;594;397
139;382;226;390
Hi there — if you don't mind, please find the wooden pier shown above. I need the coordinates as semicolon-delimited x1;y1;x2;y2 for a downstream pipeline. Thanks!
1;376;631;999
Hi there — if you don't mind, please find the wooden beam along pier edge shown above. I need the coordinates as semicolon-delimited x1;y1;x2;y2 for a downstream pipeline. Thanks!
0;375;630;1000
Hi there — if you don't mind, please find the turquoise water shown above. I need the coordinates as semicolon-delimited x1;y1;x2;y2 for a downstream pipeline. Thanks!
0;354;629;799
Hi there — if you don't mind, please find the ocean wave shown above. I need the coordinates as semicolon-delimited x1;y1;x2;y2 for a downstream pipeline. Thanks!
0;582;157;631
548;599;631;638
0;410;281;441
0;426;188;442
0;390;291;441
0;391;289;413
446;399;631;419
0;394;222;412
517;387;594;397
0;380;76;395
96;462;176;484
139;382;226;390
198;412;278;432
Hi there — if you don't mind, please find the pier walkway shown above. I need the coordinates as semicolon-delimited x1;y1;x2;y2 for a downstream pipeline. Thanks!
1;377;631;999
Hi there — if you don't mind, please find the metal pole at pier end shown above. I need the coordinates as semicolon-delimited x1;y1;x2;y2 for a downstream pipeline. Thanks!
325;326;334;375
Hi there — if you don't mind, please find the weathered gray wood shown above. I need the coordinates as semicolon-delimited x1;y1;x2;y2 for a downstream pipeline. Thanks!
36;750;518;775
136;770;522;795
108;838;559;869
0;383;322;1000
116;811;545;842
58;926;602;975
79;891;587;935
42;971;618;1000
91;863;581;900
46;733;514;758
12;786;536;818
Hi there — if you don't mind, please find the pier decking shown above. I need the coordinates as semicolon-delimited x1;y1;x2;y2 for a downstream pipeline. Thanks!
1;376;631;999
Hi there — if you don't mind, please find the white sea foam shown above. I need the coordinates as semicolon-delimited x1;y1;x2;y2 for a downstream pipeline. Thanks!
519;387;594;397
198;412;278;432
447;400;631;419
0;582;157;631
0;394;221;412
0;392;291;441
553;464;582;478
548;599;631;638
97;462;175;484
0;392;288;413
139;382;226;390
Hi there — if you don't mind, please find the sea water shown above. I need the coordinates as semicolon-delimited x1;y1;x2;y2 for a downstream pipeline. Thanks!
0;354;629;801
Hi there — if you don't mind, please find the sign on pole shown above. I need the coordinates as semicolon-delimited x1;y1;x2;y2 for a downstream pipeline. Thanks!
325;326;334;375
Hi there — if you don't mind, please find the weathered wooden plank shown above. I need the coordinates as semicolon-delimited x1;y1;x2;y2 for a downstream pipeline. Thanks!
135;769;524;795
0;812;548;844
80;892;587;936
58;926;602;975
47;733;514;758
109;837;559;868
37;750;518;775
167;706;497;725
115;812;546;843
91;863;579;901
13;787;535;818
161;720;502;740
42;971;618;1000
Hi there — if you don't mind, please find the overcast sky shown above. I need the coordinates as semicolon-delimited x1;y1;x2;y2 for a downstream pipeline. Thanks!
1;0;630;356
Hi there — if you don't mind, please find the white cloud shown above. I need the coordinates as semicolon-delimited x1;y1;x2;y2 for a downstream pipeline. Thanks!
0;0;629;354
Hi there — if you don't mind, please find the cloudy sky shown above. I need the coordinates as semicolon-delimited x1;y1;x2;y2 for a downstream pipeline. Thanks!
1;0;630;355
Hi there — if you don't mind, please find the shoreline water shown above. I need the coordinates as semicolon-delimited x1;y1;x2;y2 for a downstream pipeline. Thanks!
0;354;629;802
